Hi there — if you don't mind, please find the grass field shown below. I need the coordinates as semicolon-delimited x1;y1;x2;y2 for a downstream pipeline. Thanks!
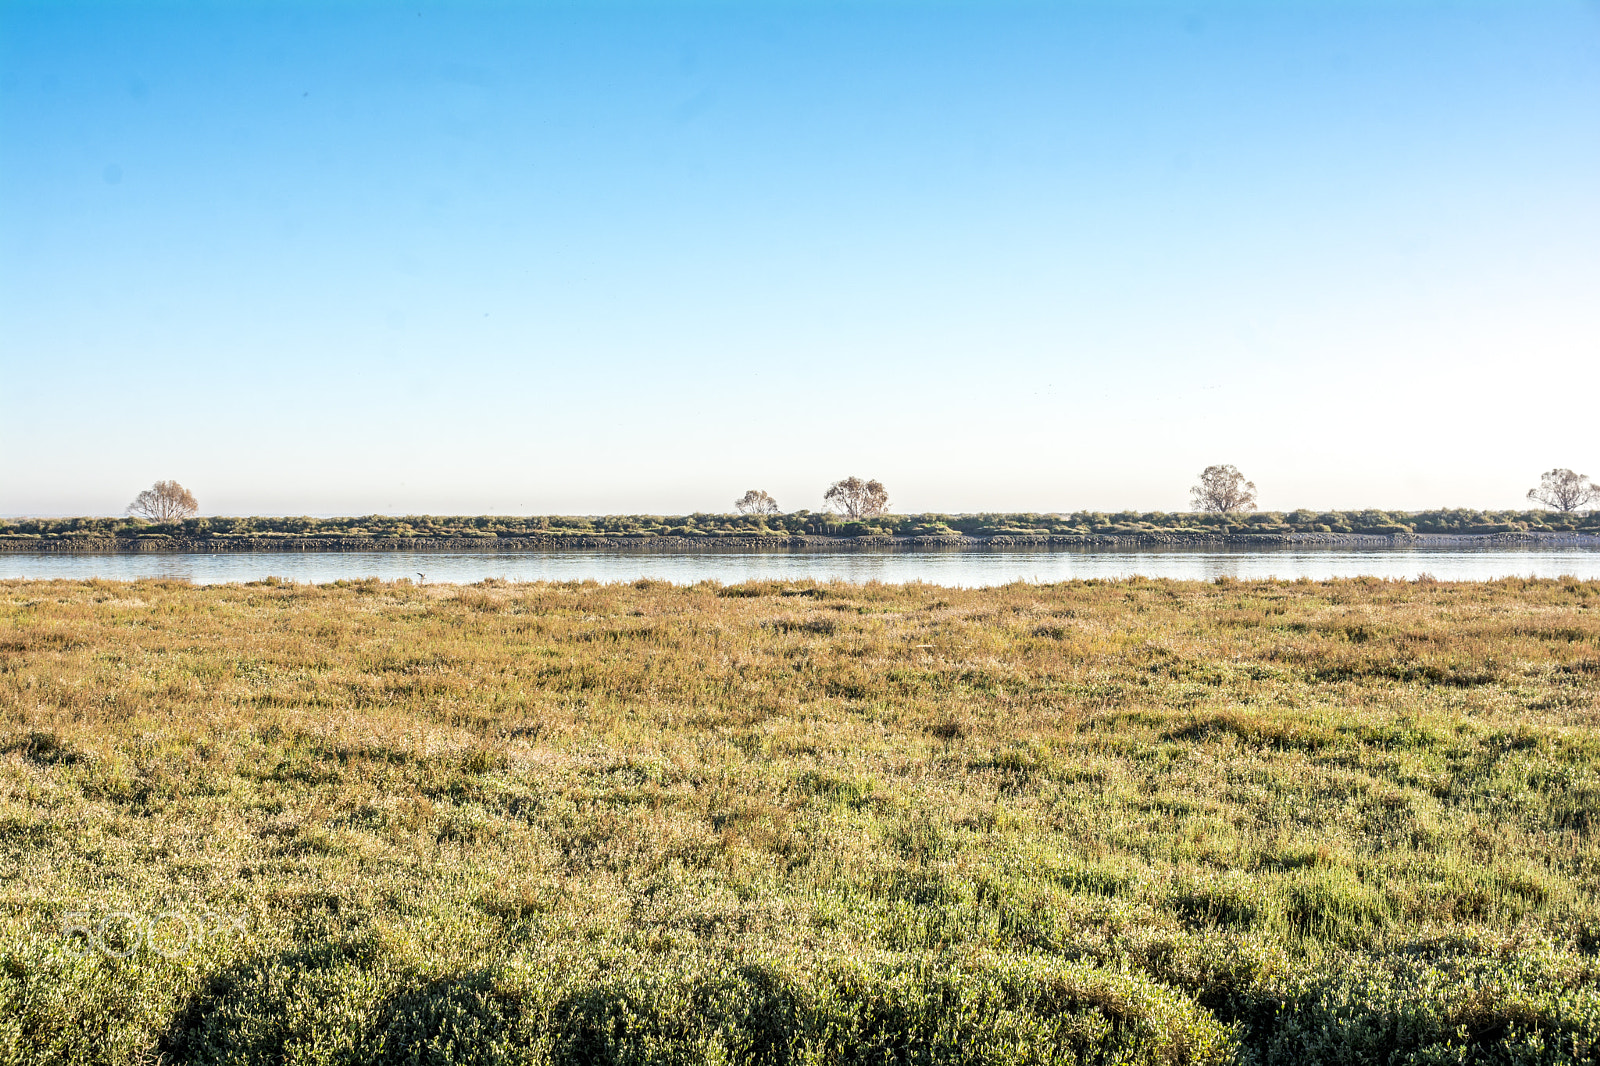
2;575;1598;1065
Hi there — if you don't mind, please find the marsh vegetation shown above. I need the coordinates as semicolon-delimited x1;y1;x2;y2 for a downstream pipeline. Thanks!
4;508;1598;547
1;576;1598;1063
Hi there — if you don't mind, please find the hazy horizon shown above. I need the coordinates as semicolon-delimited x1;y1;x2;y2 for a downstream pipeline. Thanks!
4;493;1596;523
3;0;1597;517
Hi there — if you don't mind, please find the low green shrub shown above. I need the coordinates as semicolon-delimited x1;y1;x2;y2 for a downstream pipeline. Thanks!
3;508;1594;542
152;947;1240;1066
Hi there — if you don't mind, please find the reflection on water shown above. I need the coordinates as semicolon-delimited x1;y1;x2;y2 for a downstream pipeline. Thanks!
2;548;1599;586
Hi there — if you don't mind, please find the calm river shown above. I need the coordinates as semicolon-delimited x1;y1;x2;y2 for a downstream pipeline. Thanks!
3;548;1599;586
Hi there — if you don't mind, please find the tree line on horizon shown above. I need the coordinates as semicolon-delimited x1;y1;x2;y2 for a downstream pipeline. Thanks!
1;467;1593;539
736;465;1600;518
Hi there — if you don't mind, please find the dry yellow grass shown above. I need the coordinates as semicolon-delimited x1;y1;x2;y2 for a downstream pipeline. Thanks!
1;575;1597;1064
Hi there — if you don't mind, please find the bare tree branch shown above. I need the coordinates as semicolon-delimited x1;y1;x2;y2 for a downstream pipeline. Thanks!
1190;465;1257;514
1527;468;1599;513
734;490;780;516
127;480;199;521
822;476;890;519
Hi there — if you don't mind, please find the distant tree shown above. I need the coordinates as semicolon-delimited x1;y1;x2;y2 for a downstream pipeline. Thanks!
1190;465;1257;513
127;480;198;521
823;476;890;519
1527;468;1599;513
734;490;780;516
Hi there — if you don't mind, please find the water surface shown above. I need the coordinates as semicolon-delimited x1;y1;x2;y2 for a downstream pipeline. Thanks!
3;547;1598;586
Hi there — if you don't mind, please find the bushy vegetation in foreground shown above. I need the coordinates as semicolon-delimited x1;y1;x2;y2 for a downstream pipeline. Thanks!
3;507;1598;542
1;576;1598;1064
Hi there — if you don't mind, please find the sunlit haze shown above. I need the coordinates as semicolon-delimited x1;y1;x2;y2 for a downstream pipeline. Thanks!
3;0;1597;517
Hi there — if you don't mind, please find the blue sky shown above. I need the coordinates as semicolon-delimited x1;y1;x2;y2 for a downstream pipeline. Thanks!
2;0;1597;516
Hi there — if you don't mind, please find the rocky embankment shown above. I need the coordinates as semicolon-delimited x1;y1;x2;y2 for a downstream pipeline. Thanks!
2;532;1597;553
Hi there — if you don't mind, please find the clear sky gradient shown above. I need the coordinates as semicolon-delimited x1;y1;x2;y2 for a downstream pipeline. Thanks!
2;0;1597;517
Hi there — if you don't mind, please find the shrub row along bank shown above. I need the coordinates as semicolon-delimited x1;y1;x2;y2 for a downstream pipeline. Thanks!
1;576;1597;1064
4;507;1598;544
